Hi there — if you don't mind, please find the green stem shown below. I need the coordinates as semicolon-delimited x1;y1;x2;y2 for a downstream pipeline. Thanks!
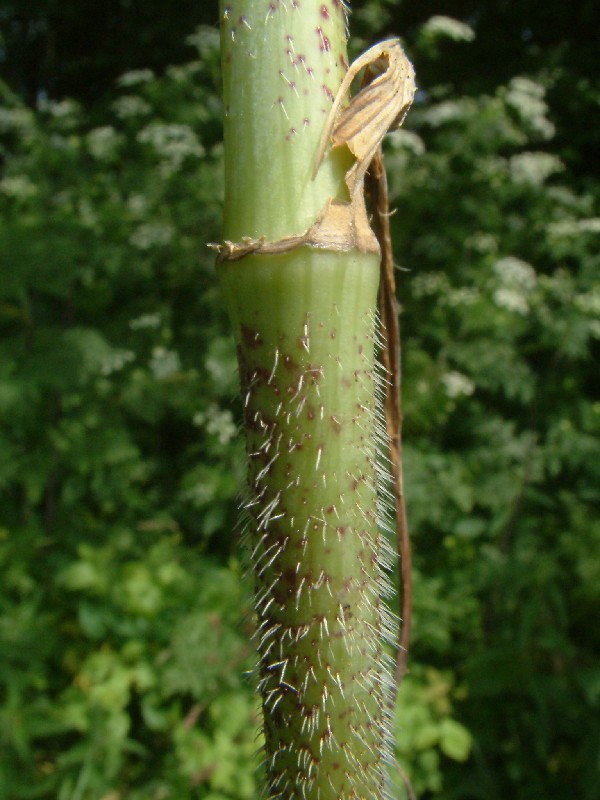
219;3;394;798
221;0;351;240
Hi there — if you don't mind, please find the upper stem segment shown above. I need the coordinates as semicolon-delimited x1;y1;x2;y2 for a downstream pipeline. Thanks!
220;0;351;242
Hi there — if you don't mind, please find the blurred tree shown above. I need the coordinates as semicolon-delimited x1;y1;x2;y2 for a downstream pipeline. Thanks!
0;2;599;799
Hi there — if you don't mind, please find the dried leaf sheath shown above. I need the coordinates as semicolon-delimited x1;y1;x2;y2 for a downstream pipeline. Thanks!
314;39;416;198
366;151;412;694
213;40;416;265
315;38;415;695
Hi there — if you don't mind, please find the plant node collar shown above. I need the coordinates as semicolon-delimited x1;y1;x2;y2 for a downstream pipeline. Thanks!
212;39;415;266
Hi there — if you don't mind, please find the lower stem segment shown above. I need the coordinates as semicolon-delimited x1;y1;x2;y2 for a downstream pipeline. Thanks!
220;249;394;799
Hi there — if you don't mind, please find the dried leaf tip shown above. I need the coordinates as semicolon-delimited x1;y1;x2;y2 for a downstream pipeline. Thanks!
313;38;416;187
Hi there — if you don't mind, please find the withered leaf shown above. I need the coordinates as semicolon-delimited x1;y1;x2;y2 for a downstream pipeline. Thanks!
314;38;416;196
213;40;416;263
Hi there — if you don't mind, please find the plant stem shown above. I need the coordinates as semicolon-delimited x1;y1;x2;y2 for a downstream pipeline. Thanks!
221;0;351;241
219;3;394;798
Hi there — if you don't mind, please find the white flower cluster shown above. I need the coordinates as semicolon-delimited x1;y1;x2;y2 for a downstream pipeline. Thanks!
186;26;220;56
588;321;600;339
494;257;537;291
387;129;426;156
129;222;175;250
465;232;498;255
420;98;472;127
421;15;475;42
165;63;203;84
505;77;555;140
412;271;481;307
149;346;181;379
117;69;155;88
112;95;152;119
548;217;600;238
38;98;80;119
0;106;34;133
577;218;600;234
137;122;204;175
445;286;480;307
492;256;537;315
574;289;600;316
0;175;38;199
441;370;475;398
509;151;563;185
100;349;135;376
411;271;451;298
193;404;237;446
129;312;162;330
205;351;232;387
126;194;149;218
86;126;122;160
181;480;214;506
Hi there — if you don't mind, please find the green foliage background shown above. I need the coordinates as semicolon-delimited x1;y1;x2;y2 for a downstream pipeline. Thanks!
1;3;599;798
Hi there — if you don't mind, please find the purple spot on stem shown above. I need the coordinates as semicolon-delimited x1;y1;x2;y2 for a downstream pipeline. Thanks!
315;27;331;52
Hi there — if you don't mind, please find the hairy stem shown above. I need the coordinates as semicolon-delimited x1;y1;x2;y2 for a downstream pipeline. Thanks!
219;2;395;798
